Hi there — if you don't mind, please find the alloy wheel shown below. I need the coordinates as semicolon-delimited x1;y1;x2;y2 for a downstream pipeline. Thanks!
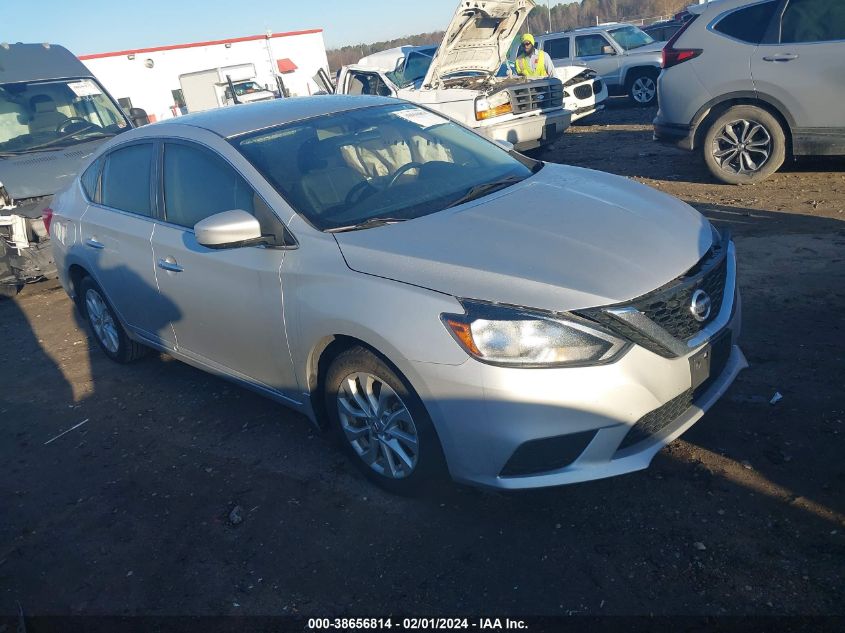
85;288;119;354
631;76;656;104
336;372;419;479
711;119;772;175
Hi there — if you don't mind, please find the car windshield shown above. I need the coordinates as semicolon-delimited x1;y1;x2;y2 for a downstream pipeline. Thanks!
608;25;655;50
386;50;435;88
233;81;263;96
0;78;130;153
232;103;535;231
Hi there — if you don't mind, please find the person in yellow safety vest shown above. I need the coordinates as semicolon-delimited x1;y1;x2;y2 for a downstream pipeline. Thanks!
515;33;556;79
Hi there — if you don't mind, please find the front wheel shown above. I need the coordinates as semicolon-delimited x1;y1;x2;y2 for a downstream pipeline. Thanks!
324;346;447;494
702;105;786;185
627;71;658;107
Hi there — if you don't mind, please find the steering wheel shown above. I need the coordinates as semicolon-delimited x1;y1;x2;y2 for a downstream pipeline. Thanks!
57;117;96;134
345;180;377;207
386;162;424;188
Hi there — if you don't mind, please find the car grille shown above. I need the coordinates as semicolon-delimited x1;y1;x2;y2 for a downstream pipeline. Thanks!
631;253;728;342
617;389;693;451
593;79;604;94
509;82;564;114
577;239;731;357
573;83;593;99
617;330;732;452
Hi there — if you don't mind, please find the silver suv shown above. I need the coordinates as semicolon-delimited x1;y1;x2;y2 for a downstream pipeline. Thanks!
536;24;665;106
654;0;845;184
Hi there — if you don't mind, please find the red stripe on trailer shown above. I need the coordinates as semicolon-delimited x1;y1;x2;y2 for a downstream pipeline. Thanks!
79;29;323;60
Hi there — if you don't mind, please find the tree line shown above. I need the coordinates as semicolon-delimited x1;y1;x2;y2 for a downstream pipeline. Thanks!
326;0;690;71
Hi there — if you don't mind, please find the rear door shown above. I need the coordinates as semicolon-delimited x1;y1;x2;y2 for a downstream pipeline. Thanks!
751;0;845;152
79;141;175;345
574;33;621;86
150;139;297;395
542;36;576;66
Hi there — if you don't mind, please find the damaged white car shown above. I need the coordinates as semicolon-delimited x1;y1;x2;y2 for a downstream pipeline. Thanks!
323;0;607;151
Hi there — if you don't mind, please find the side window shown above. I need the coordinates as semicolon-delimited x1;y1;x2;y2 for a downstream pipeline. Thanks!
544;37;570;59
101;144;153;216
163;142;259;229
575;34;611;57
347;72;391;97
80;156;103;203
780;0;845;43
713;0;778;43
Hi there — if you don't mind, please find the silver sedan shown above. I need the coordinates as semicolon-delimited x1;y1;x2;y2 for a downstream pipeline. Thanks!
48;95;746;493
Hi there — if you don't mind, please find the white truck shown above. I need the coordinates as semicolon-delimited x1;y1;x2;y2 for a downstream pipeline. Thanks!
178;64;275;113
327;0;607;152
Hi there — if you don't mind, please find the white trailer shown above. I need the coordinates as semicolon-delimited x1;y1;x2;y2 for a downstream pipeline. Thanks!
179;64;274;112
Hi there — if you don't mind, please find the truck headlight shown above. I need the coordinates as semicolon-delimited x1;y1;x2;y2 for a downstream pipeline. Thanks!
441;300;629;368
475;91;512;121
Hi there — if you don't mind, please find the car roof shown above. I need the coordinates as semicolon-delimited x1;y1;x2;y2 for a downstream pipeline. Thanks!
146;95;398;139
539;23;637;38
0;43;94;84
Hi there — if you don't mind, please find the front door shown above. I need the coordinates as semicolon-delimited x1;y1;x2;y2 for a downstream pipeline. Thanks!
150;140;297;396
574;33;621;87
751;0;845;150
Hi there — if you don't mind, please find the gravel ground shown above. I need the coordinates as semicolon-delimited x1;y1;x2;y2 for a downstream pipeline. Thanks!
1;102;843;618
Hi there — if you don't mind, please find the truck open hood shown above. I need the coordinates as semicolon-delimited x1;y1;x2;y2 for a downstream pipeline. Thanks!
423;0;536;89
334;164;712;313
0;139;103;201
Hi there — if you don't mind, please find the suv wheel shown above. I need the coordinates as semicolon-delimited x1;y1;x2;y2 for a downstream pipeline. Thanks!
324;346;447;494
627;70;658;107
78;276;148;363
703;105;786;185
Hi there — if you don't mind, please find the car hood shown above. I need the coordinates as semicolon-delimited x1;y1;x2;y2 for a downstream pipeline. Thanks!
624;41;665;56
334;164;712;313
423;0;535;88
0;137;106;200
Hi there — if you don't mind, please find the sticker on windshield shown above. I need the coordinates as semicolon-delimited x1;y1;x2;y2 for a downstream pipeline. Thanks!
67;79;103;97
391;108;448;129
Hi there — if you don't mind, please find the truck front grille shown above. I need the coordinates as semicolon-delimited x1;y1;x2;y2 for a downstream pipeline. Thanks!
509;82;564;114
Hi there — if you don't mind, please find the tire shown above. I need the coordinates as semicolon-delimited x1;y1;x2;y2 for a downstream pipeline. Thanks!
627;69;658;107
78;276;147;363
323;346;447;494
0;284;21;299
702;105;786;185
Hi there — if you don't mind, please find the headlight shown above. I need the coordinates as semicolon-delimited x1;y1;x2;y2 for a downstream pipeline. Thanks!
441;300;629;368
475;91;512;121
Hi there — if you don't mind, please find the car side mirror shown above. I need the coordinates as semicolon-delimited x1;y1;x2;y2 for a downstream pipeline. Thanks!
601;45;616;56
495;139;515;152
195;210;264;249
128;107;149;126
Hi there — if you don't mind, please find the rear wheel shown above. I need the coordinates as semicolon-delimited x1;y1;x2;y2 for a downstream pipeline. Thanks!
324;346;447;494
627;69;658;107
78;276;147;363
0;284;21;299
702;105;786;185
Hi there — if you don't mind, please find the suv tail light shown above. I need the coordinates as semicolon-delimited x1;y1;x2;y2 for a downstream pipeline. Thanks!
662;15;701;69
42;206;54;234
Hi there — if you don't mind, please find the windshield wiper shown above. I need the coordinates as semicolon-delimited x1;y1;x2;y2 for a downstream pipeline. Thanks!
445;176;525;209
326;217;408;233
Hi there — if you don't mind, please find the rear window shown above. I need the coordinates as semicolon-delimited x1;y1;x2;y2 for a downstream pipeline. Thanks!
544;37;570;59
713;0;778;43
101;143;153;216
780;0;845;43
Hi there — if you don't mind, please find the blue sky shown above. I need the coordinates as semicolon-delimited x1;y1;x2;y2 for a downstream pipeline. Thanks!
1;0;575;55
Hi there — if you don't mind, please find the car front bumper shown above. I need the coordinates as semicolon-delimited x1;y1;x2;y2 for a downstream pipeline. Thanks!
476;108;572;151
408;246;745;490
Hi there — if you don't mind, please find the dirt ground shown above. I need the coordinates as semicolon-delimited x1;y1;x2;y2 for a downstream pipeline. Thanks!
1;102;843;619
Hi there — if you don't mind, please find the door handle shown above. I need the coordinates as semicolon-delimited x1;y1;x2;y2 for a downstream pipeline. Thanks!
762;53;799;62
85;238;105;250
157;257;183;273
